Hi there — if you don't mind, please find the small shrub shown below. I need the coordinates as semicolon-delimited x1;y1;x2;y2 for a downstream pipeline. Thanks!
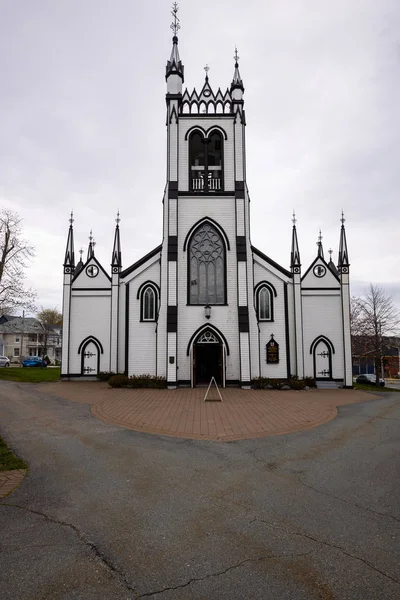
252;377;270;389
127;374;166;389
108;374;130;388
97;371;116;382
288;377;307;390
304;376;316;388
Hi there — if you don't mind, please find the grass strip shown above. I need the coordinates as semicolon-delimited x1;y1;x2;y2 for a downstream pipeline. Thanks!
0;435;27;471
0;367;60;383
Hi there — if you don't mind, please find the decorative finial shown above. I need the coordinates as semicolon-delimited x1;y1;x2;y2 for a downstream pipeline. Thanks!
292;210;297;226
329;248;333;259
317;229;323;245
116;210;121;226
234;47;240;65
341;210;345;226
170;2;180;37
204;64;210;80
89;229;93;244
69;211;74;226
79;247;84;259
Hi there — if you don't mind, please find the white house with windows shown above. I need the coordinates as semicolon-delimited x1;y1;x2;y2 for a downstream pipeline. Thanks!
61;12;353;388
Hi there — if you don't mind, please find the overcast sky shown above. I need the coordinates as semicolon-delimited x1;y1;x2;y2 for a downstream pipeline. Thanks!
0;0;399;314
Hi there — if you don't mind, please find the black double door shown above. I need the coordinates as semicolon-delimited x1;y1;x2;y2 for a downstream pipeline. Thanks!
194;344;222;385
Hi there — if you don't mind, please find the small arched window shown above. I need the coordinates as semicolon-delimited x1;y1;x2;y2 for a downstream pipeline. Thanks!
256;286;273;321
141;285;158;321
188;223;226;305
189;131;223;192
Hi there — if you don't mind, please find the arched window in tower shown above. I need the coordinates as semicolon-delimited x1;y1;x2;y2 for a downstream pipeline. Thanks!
189;131;223;192
188;223;226;305
257;286;273;321
141;285;158;321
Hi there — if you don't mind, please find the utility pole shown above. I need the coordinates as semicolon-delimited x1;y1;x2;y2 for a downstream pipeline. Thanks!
19;310;25;363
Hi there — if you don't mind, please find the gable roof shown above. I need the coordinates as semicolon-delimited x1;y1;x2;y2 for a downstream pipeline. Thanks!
121;245;162;279
251;246;292;279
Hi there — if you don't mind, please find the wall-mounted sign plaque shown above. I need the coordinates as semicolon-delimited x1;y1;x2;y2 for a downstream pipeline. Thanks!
266;338;279;364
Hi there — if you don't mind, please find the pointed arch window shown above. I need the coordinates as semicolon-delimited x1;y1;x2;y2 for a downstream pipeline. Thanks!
256;286;273;321
188;223;226;305
140;285;158;321
189;131;223;192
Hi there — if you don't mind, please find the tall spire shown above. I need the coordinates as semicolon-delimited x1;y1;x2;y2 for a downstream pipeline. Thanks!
290;211;301;270
63;211;75;270
338;211;349;268
317;229;324;259
231;47;244;93
166;3;184;84
87;229;95;261
111;211;122;270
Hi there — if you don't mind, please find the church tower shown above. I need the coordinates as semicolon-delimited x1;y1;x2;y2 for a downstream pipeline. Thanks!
157;4;255;387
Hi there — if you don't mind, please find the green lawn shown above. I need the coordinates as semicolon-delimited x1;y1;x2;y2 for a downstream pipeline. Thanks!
354;382;400;393
0;367;60;383
0;435;27;471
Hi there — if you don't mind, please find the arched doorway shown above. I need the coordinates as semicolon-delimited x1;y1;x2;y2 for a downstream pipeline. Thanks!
192;330;224;387
313;339;332;380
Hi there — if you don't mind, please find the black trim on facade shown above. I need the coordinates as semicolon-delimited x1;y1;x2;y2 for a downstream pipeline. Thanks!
78;336;104;355
179;191;234;197
301;255;340;283
284;283;291;378
168;181;178;199
184;125;228;141
167;306;178;332
120;245;162;279
251;246;293;279
238;306;249;332
137;282;159;322
309;335;335;355
124;283;129;375
254;280;278;298
168;235;178;261
187;128;225;193
236;236;247;261
72;288;111;292
254;283;275;322
235;181;245;199
72;255;112;283
302;287;340;291
183;217;230;251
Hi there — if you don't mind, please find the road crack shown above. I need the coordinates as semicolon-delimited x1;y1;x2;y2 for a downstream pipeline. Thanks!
0;502;138;598
249;516;400;587
138;550;312;598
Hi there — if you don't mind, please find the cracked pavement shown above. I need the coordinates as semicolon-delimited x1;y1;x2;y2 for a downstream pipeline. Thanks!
0;382;399;599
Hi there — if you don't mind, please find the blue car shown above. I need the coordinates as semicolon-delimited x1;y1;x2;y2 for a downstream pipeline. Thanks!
22;357;47;368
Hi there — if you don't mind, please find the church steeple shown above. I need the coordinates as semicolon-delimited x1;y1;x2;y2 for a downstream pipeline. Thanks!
338;211;349;269
316;230;324;259
87;230;95;261
63;211;75;271
231;47;244;95
290;212;301;271
166;3;184;94
111;212;122;270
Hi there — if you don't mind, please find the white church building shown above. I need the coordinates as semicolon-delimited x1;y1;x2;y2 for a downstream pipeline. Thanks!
61;9;353;388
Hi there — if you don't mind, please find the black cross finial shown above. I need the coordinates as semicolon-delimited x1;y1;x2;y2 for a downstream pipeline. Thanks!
116;210;121;225
317;229;323;245
234;47;240;64
69;211;74;226
170;2;180;37
341;210;345;226
292;210;297;226
89;229;93;244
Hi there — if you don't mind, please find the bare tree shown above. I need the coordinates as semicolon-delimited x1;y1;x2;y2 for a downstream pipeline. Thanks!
351;284;400;382
0;209;36;313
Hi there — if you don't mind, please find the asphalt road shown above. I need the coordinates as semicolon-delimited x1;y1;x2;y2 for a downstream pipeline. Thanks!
0;382;399;600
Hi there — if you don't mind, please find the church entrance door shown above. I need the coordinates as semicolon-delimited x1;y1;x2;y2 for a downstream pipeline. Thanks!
193;331;223;386
313;340;332;379
82;341;99;376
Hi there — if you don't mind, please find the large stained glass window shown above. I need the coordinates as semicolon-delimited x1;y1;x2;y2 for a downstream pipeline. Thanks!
189;223;225;304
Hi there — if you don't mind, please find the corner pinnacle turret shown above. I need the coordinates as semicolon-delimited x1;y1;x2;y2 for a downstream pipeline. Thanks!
290;212;301;271
87;230;95;261
231;47;244;93
338;211;349;268
316;230;324;259
166;3;184;85
63;211;75;270
111;212;122;270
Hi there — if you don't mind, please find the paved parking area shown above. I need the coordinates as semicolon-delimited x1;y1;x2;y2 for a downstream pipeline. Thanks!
41;382;378;440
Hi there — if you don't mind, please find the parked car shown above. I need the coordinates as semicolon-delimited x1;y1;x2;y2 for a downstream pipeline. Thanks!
356;374;385;387
0;355;10;367
22;357;47;368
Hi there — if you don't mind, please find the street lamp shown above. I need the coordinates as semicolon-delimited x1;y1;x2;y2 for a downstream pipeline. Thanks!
204;304;211;319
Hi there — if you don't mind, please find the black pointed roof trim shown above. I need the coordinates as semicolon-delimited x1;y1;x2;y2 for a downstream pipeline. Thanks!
328;260;339;278
120;245;162;279
252;246;292;278
72;255;111;283
301;255;340;283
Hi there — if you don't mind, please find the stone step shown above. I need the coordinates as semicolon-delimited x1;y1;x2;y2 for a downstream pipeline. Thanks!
316;380;343;389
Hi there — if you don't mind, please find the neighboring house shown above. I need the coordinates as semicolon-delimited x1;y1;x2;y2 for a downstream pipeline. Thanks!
61;21;353;387
352;335;400;377
0;316;62;363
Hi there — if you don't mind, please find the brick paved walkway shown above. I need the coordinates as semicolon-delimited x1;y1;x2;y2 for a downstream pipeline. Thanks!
0;469;27;498
40;382;380;441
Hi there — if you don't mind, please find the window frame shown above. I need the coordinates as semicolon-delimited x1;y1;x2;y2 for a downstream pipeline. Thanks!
140;284;159;322
255;283;275;322
187;222;227;306
188;130;224;193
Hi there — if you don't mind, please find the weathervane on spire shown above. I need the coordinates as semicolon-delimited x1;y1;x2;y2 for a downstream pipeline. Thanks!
234;47;240;65
69;211;74;226
170;2;180;37
292;210;297;226
116;210;121;226
89;229;93;244
317;230;323;245
341;210;345;226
